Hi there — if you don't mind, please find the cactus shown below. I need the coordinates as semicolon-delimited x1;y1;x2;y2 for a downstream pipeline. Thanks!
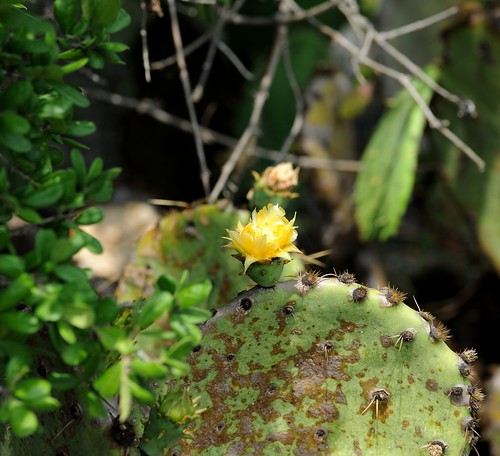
117;202;303;308
168;273;480;455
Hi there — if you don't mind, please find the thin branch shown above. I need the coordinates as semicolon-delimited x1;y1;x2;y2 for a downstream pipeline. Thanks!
208;4;288;203
0;153;39;186
380;6;459;40
218;41;255;81
166;0;211;196
140;0;151;83
151;32;211;70
85;89;361;172
228;0;339;25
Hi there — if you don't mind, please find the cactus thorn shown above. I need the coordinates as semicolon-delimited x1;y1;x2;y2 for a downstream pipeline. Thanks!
421;440;448;455
390;328;416;351
333;270;356;285
380;285;406;306
361;388;390;419
413;296;435;323
295;270;323;295
350;286;368;303
429;321;451;343
459;348;478;364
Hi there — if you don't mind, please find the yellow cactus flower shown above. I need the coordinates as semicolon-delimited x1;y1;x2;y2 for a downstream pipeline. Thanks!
225;203;301;272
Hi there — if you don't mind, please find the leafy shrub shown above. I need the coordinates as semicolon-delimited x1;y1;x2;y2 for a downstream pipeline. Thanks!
0;0;210;439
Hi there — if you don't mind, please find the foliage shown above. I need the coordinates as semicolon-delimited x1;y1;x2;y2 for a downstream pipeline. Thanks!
0;0;209;443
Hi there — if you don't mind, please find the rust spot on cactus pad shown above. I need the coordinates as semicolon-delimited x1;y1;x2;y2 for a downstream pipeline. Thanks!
426;379;439;392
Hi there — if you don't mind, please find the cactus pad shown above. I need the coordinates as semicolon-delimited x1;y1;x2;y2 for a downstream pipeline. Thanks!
170;275;478;455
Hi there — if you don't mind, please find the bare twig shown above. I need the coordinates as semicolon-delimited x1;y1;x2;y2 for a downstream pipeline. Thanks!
86;89;361;172
167;0;211;196
228;0;339;25
208;3;288;203
380;6;459;40
218;42;255;80
140;0;151;83
151;32;212;70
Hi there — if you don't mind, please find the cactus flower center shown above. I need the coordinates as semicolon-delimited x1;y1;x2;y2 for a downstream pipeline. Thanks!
225;203;301;272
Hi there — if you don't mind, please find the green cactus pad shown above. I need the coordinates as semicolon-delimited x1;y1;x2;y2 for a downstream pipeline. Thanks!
116;201;303;308
170;276;477;455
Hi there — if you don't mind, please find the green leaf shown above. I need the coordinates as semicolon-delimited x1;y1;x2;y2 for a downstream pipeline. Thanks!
94;296;120;324
60;341;88;365
93;362;122;397
95;326;132;353
0;131;32;152
50;236;85;263
53;83;90;108
65;120;96;137
6;356;30;389
72;228;103;253
0;111;30;134
177;279;212;308
107;8;131;33
87;157;103;180
61;57;88;74
63;300;95;329
75;206;104;225
53;264;88;282
25;395;61;412
131;359;168;379
35;292;63;321
22;183;64;208
16;208;43;224
137;291;173;330
70;148;87;186
14;378;51;403
57;320;77;344
10;403;38;437
100;41;129;52
176;306;211;325
156;275;177;294
92;0;120;28
0;254;25;278
354;65;440;240
86;168;120;203
59;48;83;60
54;0;79;33
0;312;41;334
0;273;34;312
129;379;154;403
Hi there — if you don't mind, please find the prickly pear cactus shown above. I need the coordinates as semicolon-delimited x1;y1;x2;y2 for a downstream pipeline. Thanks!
116;201;302;308
170;273;480;455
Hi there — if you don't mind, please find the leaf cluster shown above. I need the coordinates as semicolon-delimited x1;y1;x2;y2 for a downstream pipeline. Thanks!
0;0;210;439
